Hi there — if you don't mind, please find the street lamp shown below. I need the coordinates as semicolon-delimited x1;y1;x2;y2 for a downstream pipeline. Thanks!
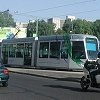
1;9;9;13
1;9;9;27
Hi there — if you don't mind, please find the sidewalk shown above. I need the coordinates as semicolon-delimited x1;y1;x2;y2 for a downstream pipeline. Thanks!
7;67;84;78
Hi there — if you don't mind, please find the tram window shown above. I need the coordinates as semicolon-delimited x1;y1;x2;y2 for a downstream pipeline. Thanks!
24;43;32;57
2;44;8;57
9;44;16;57
16;44;24;58
61;42;68;59
72;41;86;59
39;42;49;58
50;42;60;58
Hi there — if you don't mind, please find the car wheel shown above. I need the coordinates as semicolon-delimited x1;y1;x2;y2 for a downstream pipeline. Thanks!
2;82;8;87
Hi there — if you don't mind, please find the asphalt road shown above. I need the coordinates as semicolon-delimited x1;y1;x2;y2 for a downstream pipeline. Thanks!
0;72;100;100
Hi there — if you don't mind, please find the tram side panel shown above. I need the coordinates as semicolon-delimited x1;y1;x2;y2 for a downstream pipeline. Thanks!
33;40;38;67
2;38;36;67
36;40;69;69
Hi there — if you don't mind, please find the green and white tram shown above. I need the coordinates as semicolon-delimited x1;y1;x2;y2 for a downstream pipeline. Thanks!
1;34;99;70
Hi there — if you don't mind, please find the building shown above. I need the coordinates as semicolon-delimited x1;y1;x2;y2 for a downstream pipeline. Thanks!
47;18;65;31
60;20;65;29
47;18;61;31
16;22;28;28
66;15;76;21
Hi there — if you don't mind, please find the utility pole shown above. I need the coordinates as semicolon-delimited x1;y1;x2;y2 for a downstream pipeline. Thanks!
27;17;38;39
71;22;73;32
70;21;73;33
36;18;38;37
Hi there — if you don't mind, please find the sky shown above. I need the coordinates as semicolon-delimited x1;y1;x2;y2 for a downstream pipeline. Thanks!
0;0;100;22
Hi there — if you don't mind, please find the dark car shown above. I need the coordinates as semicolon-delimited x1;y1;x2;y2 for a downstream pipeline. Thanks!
0;63;9;87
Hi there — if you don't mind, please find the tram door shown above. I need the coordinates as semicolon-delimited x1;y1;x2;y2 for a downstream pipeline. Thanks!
24;43;32;65
2;44;8;64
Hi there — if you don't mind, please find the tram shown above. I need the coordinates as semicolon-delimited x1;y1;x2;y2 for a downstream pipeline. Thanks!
1;34;99;70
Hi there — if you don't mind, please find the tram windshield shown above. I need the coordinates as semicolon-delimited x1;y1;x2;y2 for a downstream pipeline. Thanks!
72;41;86;59
86;38;98;60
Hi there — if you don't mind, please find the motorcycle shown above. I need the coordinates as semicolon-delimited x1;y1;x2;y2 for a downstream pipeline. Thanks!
80;58;100;91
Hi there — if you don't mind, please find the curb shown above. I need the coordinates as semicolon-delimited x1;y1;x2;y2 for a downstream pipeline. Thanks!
8;68;84;79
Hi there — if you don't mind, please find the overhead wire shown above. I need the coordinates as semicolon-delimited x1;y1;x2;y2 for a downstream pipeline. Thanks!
53;8;100;18
12;8;100;21
11;0;97;21
13;0;96;15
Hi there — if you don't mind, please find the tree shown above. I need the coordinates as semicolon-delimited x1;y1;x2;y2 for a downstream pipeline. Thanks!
0;11;16;27
27;22;34;37
56;28;65;35
26;20;55;37
62;19;72;34
62;19;93;35
93;20;100;39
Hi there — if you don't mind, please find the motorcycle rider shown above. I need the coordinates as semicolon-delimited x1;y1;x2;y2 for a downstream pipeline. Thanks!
84;52;100;87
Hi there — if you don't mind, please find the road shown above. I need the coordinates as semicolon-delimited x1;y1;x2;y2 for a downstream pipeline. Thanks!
0;72;100;100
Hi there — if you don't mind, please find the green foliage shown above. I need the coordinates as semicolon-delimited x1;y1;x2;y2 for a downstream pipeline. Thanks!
38;20;55;36
0;11;16;27
26;18;100;40
63;19;94;35
92;20;100;39
56;28;66;35
26;20;55;37
27;22;34;37
62;19;72;33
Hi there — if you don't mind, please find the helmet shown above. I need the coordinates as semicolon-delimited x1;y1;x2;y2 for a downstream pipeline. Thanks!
98;52;100;58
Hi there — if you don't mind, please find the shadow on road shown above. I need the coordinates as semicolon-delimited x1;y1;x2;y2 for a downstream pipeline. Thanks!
44;84;100;93
55;77;80;83
43;76;100;93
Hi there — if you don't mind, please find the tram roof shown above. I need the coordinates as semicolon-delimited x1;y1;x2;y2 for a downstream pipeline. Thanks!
2;34;97;43
38;35;64;41
38;34;97;41
2;37;35;43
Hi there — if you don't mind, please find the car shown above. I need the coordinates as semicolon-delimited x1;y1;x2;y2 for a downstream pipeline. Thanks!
0;63;9;87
